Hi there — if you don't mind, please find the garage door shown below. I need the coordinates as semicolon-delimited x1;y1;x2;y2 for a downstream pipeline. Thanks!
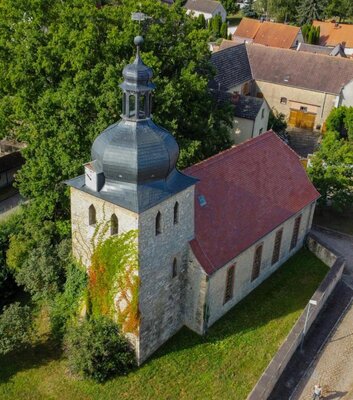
289;110;316;130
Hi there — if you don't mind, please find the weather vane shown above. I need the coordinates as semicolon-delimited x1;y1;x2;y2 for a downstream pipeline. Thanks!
131;4;152;35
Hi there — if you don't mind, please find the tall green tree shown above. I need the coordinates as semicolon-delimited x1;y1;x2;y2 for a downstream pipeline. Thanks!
0;0;232;224
308;107;353;211
297;0;326;25
326;0;353;22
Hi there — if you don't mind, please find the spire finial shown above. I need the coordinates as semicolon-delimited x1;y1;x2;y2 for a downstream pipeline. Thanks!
134;35;144;60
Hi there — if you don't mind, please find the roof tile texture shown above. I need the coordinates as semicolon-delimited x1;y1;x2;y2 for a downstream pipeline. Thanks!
247;44;353;94
185;131;319;275
313;21;353;48
235;18;300;49
184;0;221;14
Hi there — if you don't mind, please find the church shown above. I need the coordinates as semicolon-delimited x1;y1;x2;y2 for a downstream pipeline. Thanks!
66;36;320;364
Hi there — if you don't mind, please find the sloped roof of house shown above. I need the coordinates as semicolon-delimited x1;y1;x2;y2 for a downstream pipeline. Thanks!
185;131;319;275
297;42;346;57
217;39;244;51
313;20;353;48
234;18;261;39
234;18;300;49
247;44;353;94
184;0;222;14
210;43;252;90
214;91;265;120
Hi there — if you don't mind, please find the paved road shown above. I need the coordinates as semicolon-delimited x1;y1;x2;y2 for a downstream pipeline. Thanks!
269;226;353;399
292;297;353;400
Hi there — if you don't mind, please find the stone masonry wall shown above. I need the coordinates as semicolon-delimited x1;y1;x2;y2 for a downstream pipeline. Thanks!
138;186;195;364
70;187;138;267
184;249;209;335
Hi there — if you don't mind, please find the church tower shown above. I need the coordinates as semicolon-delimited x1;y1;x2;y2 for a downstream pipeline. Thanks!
67;36;197;364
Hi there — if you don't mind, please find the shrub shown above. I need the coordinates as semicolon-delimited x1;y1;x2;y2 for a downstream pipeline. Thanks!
0;302;33;354
50;261;87;338
64;317;135;382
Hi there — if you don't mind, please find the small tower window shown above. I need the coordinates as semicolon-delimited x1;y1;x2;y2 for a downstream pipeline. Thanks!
174;202;179;225
122;93;127;115
155;211;162;236
129;95;136;117
139;93;146;119
110;214;118;236
89;204;96;226
172;258;178;278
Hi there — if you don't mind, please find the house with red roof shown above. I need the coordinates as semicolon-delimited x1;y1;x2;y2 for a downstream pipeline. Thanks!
68;37;319;364
183;131;319;333
233;18;304;49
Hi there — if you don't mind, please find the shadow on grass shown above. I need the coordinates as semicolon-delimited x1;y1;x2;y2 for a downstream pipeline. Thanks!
150;248;328;361
0;336;63;384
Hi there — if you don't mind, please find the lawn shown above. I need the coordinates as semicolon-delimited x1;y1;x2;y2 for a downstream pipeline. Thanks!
227;11;243;27
0;249;328;400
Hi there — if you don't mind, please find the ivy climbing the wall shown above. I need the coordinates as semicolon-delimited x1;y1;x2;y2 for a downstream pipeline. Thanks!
88;230;139;335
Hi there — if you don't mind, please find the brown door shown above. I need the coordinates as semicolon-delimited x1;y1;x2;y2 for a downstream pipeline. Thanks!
289;109;316;130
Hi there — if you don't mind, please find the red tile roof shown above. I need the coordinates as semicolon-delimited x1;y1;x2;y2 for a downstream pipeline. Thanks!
234;18;301;49
184;131;319;275
313;21;353;48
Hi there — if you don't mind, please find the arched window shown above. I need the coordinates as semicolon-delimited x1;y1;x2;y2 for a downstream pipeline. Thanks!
110;214;118;236
88;204;96;226
172;258;178;278
155;211;162;236
129;95;136;117
173;202;179;225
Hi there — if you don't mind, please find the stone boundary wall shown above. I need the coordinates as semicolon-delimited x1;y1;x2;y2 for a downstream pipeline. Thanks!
247;233;345;400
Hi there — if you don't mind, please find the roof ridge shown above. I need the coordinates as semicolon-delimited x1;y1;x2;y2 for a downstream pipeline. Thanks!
185;131;274;173
247;42;353;63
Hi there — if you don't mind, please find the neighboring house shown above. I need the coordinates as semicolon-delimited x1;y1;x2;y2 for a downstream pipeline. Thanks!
67;36;319;365
211;43;353;131
215;91;270;144
184;0;226;22
233;18;304;49
297;42;346;57
0;151;24;189
313;20;353;56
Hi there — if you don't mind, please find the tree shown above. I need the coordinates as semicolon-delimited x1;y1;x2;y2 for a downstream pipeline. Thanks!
211;15;222;36
326;0;353;22
0;302;33;354
255;0;298;22
64;317;135;382
0;0;232;225
220;22;228;39
297;0;325;25
308;107;353;211
302;24;320;44
268;108;287;134
221;0;239;14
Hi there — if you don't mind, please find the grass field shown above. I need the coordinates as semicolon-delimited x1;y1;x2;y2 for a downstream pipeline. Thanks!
0;249;328;400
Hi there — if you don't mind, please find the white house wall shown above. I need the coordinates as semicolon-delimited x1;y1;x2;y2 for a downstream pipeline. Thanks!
341;79;353;107
232;117;254;144
253;101;270;137
205;201;315;328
